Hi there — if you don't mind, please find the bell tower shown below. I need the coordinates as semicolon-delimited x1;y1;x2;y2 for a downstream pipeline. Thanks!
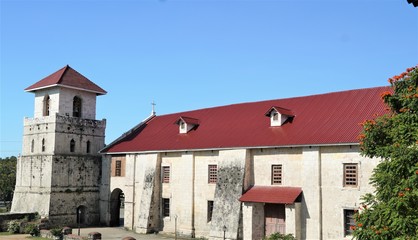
11;65;107;227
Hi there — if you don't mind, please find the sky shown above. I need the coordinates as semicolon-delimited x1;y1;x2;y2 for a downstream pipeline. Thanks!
0;0;417;158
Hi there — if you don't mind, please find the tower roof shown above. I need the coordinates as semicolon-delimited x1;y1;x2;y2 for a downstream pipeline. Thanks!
25;65;107;95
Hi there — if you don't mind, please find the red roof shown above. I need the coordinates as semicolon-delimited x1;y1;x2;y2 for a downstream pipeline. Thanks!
25;65;107;95
102;86;389;153
265;106;294;117
239;186;302;204
175;116;200;125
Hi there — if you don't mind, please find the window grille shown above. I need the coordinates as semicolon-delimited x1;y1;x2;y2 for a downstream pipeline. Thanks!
272;165;282;185
208;165;218;183
344;209;355;236
162;198;170;217
207;201;214;222
344;164;358;187
115;160;122;177
162;166;170;183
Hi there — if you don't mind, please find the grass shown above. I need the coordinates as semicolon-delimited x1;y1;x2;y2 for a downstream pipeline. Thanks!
26;237;49;240
0;232;11;235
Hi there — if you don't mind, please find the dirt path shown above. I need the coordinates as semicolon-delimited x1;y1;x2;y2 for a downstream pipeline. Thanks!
0;234;30;239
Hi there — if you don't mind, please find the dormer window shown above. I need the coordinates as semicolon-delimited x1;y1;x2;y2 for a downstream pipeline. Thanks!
175;116;200;134
265;106;294;127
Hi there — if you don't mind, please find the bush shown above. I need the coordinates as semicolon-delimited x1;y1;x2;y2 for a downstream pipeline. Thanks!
23;223;40;236
263;232;296;240
50;227;63;237
7;220;20;234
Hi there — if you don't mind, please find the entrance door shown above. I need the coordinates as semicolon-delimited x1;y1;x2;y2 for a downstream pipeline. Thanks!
110;188;124;227
265;204;286;236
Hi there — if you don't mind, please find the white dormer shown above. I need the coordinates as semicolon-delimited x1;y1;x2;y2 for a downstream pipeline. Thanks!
265;106;294;127
175;116;200;134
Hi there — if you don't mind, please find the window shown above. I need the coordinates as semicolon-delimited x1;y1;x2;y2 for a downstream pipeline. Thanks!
41;138;45;152
207;201;214;222
272;165;282;185
86;140;91;153
208;165;218;183
73;96;82;118
115;160;122;177
162;166;170;183
31;139;34;153
70;139;75;152
344;209;355;236
162;198;170;217
272;111;279;121
43;95;50;116
344;163;358;187
111;156;126;177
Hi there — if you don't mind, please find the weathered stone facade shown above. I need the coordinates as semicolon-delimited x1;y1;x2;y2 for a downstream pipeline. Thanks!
101;145;378;240
11;67;106;227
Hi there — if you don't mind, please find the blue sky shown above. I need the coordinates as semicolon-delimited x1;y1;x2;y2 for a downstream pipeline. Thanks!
0;0;417;158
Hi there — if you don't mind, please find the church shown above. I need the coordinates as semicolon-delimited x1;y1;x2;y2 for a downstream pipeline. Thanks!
11;66;388;240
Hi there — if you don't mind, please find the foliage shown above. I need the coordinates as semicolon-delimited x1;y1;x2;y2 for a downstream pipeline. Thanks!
0;156;17;211
354;66;418;239
263;232;296;240
23;223;40;236
7;220;20;234
50;227;63;237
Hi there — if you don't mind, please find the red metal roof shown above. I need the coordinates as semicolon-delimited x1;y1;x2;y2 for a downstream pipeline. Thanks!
239;186;302;204
175;116;200;125
103;86;390;153
25;65;107;95
265;106;294;117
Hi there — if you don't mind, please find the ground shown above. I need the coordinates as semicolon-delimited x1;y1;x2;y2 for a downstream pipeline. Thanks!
0;227;194;240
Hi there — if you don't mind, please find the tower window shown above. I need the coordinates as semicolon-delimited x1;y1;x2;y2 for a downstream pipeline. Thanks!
43;95;50;116
70;139;75;152
73;96;82;118
31;139;34;153
42;138;45;152
86;140;91;153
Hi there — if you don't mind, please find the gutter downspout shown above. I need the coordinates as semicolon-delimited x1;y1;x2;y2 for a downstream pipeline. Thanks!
191;153;196;238
318;148;323;240
132;154;137;230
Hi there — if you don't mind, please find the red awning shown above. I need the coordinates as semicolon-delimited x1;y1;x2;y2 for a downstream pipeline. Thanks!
239;186;302;204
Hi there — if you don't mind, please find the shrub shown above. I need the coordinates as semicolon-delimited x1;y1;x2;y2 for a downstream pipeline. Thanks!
23;223;40;236
7;220;20;234
263;232;296;240
50;227;63;237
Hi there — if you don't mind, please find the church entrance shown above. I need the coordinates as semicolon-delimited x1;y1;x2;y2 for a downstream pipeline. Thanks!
265;203;286;236
110;188;125;227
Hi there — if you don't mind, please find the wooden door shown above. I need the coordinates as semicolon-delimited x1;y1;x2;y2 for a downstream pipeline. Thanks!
265;204;286;236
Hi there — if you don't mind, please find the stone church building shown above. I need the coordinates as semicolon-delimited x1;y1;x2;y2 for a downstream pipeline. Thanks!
11;66;388;240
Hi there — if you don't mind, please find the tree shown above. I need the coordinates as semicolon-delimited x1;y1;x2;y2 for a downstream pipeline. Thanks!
0;156;17;211
353;66;418;239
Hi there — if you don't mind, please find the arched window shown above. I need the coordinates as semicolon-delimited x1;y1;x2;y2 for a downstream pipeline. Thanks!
42;138;45;152
31;139;35;153
70;139;75;152
43;95;50;116
86;140;91;153
73;96;82;118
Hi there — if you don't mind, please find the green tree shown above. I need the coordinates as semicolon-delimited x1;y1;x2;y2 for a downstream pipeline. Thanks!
353;66;418;239
0;156;17;211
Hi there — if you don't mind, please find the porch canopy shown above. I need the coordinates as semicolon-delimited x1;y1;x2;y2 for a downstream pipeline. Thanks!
239;186;302;204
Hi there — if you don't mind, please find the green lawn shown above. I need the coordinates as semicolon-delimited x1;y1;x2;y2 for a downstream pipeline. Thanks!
0;232;11;236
